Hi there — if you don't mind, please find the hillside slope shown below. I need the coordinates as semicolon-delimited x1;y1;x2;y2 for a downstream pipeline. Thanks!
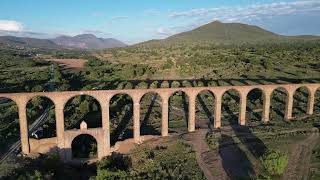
137;21;320;46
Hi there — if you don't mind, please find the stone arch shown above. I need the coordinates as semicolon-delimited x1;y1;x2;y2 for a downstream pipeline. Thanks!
246;88;264;125
71;134;97;159
0;97;20;153
64;95;102;130
109;93;134;145
248;87;266;98
295;85;312;96
195;90;215;130
293;86;310;117
168;90;189;132
26;96;56;139
139;92;162;136
0;96;18;105
221;88;241;126
26;94;56;108
270;87;288;121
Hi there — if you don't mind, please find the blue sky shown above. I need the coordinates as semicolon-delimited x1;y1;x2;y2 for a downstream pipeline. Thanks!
0;0;320;44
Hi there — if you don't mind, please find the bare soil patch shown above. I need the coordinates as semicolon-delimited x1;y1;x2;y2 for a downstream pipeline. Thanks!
112;135;162;154
47;59;87;69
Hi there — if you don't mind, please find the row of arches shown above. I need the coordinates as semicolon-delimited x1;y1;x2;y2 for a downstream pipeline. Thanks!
1;86;320;159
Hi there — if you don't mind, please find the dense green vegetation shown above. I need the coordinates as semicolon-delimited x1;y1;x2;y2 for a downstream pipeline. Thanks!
0;36;319;179
261;149;288;176
93;140;205;180
0;140;204;179
99;42;320;80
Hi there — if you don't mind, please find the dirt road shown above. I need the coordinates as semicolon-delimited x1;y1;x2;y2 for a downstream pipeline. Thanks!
283;132;319;180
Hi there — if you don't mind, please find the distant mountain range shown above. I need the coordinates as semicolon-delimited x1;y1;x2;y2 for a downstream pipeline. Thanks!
0;36;61;49
0;34;127;50
1;21;320;50
51;34;127;49
138;21;320;46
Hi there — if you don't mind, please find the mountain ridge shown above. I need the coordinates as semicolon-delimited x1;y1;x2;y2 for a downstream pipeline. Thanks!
136;21;320;46
52;34;127;49
0;36;61;49
0;34;127;50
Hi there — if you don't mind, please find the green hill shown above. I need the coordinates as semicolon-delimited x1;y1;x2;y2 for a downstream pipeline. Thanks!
137;21;320;46
168;21;280;43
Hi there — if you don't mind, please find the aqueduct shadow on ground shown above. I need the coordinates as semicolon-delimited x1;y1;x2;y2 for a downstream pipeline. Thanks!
63;77;320;91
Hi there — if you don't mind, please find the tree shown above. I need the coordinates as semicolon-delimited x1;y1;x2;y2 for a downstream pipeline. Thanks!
78;100;90;115
261;149;288;176
94;153;131;180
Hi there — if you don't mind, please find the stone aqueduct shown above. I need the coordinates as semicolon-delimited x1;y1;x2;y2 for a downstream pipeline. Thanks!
1;83;320;161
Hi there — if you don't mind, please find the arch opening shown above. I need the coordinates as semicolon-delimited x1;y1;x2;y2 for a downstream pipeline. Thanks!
270;88;288;122
109;93;133;145
139;92;162;136
196;90;215;130
26;96;56;139
71;134;97;159
246;88;264;126
0;97;19;155
168;91;189;133
221;89;240;126
293;87;309;117
64;95;102;130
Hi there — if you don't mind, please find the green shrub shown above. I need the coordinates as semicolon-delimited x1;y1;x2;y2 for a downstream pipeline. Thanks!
95;153;131;180
260;149;288;176
206;132;221;150
95;169;128;180
97;153;132;171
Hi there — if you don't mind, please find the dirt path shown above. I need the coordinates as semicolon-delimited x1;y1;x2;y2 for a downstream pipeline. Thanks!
183;129;227;180
283;132;319;180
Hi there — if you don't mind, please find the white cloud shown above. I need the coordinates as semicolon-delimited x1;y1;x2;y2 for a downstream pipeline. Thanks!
154;0;320;38
155;27;177;36
0;30;51;39
169;0;320;23
0;20;24;31
80;29;112;36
